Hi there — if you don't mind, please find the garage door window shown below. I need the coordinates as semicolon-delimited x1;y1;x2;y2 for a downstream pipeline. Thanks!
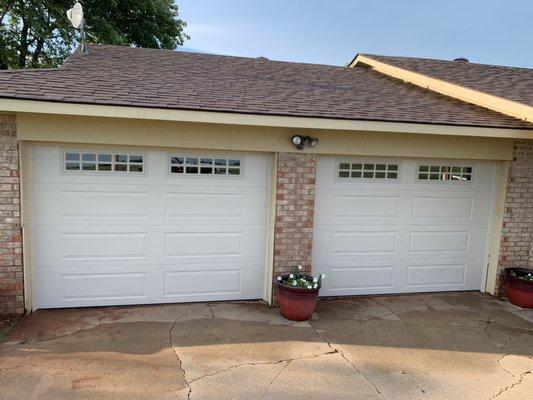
170;155;242;176
338;162;399;180
418;165;472;182
64;151;144;173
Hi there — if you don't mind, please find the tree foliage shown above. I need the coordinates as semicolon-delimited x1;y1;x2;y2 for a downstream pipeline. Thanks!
0;0;188;69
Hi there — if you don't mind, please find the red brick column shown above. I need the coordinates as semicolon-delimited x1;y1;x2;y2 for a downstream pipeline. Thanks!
0;114;23;315
497;140;533;296
273;152;317;301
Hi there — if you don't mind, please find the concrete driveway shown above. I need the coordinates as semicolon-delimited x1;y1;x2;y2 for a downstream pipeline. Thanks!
1;293;532;400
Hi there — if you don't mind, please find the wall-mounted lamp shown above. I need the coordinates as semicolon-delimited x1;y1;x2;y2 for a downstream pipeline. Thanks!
291;135;319;150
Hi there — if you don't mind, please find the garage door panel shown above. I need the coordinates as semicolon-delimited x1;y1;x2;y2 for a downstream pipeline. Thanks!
164;270;241;297
327;266;395;292
32;145;270;309
314;156;494;296
405;264;467;287
330;231;398;255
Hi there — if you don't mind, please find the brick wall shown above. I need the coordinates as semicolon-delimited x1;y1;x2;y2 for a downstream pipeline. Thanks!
273;152;317;300
497;139;533;296
0;114;23;315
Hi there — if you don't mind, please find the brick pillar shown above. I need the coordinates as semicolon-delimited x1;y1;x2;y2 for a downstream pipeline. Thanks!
273;152;317;302
497;139;533;297
0;114;23;315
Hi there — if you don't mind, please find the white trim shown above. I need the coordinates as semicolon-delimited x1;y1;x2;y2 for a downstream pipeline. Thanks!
3;98;533;139
265;154;277;304
481;163;499;292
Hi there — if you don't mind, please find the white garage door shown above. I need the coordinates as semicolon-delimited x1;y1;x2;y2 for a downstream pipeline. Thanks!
31;145;270;309
314;157;495;296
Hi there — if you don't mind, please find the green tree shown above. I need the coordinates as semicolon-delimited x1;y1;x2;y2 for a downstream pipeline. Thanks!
0;0;188;69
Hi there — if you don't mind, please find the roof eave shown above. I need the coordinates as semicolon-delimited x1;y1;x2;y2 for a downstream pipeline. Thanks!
2;97;532;140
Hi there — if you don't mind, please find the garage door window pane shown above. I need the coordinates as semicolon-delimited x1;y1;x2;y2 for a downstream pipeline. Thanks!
82;153;96;162
338;162;399;180
170;155;241;176
64;151;144;174
98;154;112;162
82;163;96;171
65;162;80;170
66;152;79;161
98;163;112;171
418;165;473;182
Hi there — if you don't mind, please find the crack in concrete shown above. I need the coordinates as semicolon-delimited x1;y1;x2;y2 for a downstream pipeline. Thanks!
490;370;532;399
371;298;403;323
496;354;516;379
187;350;338;385
309;321;388;400
258;360;291;400
168;307;192;400
479;311;533;398
6;309;109;347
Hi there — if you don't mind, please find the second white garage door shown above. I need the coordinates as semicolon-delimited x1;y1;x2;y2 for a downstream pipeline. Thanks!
31;145;270;309
314;156;495;296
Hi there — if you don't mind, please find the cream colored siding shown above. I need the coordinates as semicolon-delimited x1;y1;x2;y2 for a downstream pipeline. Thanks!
17;114;514;161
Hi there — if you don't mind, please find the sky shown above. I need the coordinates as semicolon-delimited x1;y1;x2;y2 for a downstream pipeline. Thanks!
178;0;533;68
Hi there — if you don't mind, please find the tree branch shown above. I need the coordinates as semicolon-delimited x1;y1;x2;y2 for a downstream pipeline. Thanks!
18;17;29;68
31;37;44;66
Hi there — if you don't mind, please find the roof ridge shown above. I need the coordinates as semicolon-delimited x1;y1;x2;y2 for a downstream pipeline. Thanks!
361;53;533;72
82;43;348;70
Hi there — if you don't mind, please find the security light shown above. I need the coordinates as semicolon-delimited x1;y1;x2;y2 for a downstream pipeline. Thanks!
291;135;319;150
291;135;304;149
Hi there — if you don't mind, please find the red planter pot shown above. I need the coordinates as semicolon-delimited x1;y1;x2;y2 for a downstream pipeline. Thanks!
276;278;319;321
505;268;533;309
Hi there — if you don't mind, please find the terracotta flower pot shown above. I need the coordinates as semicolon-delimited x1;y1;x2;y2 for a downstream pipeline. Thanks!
276;277;319;321
505;268;533;309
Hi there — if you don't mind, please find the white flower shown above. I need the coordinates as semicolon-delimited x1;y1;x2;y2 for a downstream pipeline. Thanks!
307;285;312;289
313;277;318;283
321;274;326;280
289;274;294;279
297;264;304;271
277;276;282;281
292;280;297;286
313;283;318;289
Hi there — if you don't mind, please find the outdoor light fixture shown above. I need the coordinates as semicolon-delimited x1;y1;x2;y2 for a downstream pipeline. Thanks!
291;135;319;150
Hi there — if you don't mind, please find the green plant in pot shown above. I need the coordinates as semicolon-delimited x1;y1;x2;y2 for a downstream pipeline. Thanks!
275;265;325;321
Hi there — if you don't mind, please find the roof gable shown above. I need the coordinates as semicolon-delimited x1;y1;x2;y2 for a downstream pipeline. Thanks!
352;54;533;122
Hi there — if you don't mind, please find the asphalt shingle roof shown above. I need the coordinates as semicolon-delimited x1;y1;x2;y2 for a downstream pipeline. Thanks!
360;54;533;107
0;45;531;129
